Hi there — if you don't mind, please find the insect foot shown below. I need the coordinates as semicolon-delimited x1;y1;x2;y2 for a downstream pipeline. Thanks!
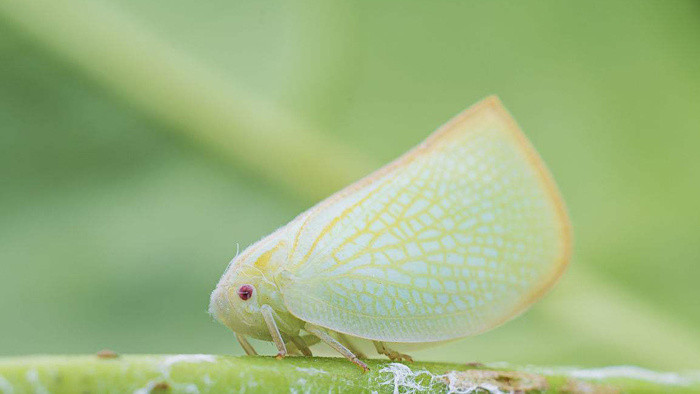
373;341;413;362
387;352;413;362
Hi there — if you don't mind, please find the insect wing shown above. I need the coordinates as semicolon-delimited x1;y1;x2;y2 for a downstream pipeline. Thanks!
280;97;571;342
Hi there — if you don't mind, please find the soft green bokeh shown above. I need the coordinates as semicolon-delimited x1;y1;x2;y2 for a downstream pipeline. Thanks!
1;0;699;370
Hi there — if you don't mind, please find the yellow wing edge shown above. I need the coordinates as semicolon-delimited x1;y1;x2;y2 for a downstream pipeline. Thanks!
476;96;573;329
429;95;573;333
282;96;573;335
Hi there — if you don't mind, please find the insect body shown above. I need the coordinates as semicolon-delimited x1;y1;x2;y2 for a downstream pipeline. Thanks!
209;96;572;370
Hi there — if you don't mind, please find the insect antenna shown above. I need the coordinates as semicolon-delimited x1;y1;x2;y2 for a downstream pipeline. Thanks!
223;242;242;273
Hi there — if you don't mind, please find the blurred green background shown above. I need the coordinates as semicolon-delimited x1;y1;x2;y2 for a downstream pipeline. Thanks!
2;0;699;371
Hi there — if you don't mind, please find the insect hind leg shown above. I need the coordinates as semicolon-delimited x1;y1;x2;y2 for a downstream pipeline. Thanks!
373;341;413;362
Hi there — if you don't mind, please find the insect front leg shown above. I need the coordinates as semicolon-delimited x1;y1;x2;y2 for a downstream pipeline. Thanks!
373;341;413;362
305;323;369;372
235;333;258;356
261;304;287;359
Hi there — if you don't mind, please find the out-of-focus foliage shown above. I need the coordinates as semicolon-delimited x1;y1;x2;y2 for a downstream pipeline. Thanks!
1;0;699;370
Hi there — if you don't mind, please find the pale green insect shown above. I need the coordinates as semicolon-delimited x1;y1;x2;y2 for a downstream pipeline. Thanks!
209;96;572;370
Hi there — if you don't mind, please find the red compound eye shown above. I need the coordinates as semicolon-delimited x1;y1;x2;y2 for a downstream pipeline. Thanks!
237;284;254;300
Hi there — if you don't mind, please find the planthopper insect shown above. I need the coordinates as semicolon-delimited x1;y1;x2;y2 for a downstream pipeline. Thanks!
209;96;572;371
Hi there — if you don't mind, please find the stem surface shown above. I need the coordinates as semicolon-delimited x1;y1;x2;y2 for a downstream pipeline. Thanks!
1;355;699;393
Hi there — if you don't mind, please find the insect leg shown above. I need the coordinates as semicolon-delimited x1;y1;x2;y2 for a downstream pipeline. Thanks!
235;333;257;356
284;339;302;356
300;334;321;347
305;324;369;372
286;334;320;355
373;341;413;362
289;336;313;356
261;304;287;359
336;333;366;359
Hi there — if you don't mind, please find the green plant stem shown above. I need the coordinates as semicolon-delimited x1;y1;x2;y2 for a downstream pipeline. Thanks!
1;355;699;393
